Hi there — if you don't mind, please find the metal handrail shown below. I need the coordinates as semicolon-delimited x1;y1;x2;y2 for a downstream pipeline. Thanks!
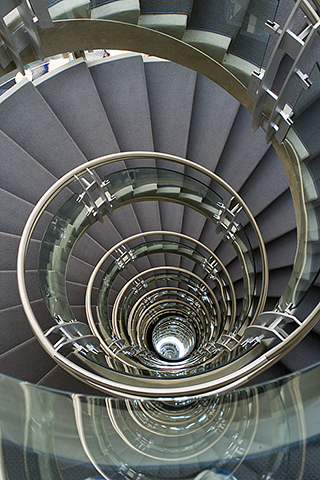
86;230;237;325
18;151;270;398
86;231;237;349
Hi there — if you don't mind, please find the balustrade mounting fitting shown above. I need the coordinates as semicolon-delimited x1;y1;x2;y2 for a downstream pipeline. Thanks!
248;0;320;144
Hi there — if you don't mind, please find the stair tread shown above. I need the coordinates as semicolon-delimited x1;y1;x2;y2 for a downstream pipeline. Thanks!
0;129;63;207
0;337;56;384
215;106;270;193
37;352;105;395
0;80;87;179
187;0;248;39
89;55;154;152
0;301;52;355
0;188;53;239
144;59;197;158
35;60;120;161
239;147;291;218
0;270;41;311
280;330;320;372
0;233;39;271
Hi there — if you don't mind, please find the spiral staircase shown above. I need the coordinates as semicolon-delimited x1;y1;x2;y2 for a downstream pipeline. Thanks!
1;0;320;479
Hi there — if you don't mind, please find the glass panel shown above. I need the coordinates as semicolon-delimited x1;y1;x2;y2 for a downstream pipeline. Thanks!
228;0;279;67
0;361;320;479
38;194;90;321
278;155;320;312
232;225;256;330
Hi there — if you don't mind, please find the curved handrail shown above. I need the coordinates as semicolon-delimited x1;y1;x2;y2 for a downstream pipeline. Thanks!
18;151;270;398
86;230;237;341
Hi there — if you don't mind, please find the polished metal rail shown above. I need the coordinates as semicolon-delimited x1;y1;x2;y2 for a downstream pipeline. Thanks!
18;151;270;398
86;230;237;334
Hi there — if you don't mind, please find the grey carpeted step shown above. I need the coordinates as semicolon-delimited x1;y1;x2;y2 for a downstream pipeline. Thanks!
214;106;270;193
0;189;53;241
144;59;197;159
193;182;295;281
292;96;320;160
0;129;72;210
140;0;193;16
280;330;320;372
186;73;240;174
0;233;40;271
0;337;56;383
89;54;162;263
0;301;52;356
187;0;249;39
228;0;279;67
0;80;87;179
37;352;106;395
223;228;297;285
248;188;296;248
34;59;120;161
238;147;291;218
245;361;291;387
0;270;40;311
89;54;154;153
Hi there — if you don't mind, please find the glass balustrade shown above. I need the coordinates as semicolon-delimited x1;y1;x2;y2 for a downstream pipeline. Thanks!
0;361;320;479
42;0;279;79
31;156;266;396
2;1;320;478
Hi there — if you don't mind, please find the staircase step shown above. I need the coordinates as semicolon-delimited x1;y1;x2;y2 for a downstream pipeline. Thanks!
186;73;240;175
0;233;40;271
247;188;296;249
215;106;270;194
0;301;52;355
34;59;119;161
89;54;154;153
184;0;249;61
280;330;320;372
0;79;87;179
0;188;53;238
245;361;291;387
90;0;140;23
0;270;40;311
0;129;65;207
239;147;291;218
144;59;197;160
0;337;56;383
293;96;320;160
139;0;193;39
37;352;105;395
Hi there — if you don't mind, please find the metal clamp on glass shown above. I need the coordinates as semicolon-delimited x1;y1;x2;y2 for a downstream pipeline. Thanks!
75;169;118;222
132;278;148;294
216;197;242;243
45;320;101;354
215;334;240;352
245;311;302;343
201;256;218;279
248;0;320;144
115;245;136;269
0;0;52;74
